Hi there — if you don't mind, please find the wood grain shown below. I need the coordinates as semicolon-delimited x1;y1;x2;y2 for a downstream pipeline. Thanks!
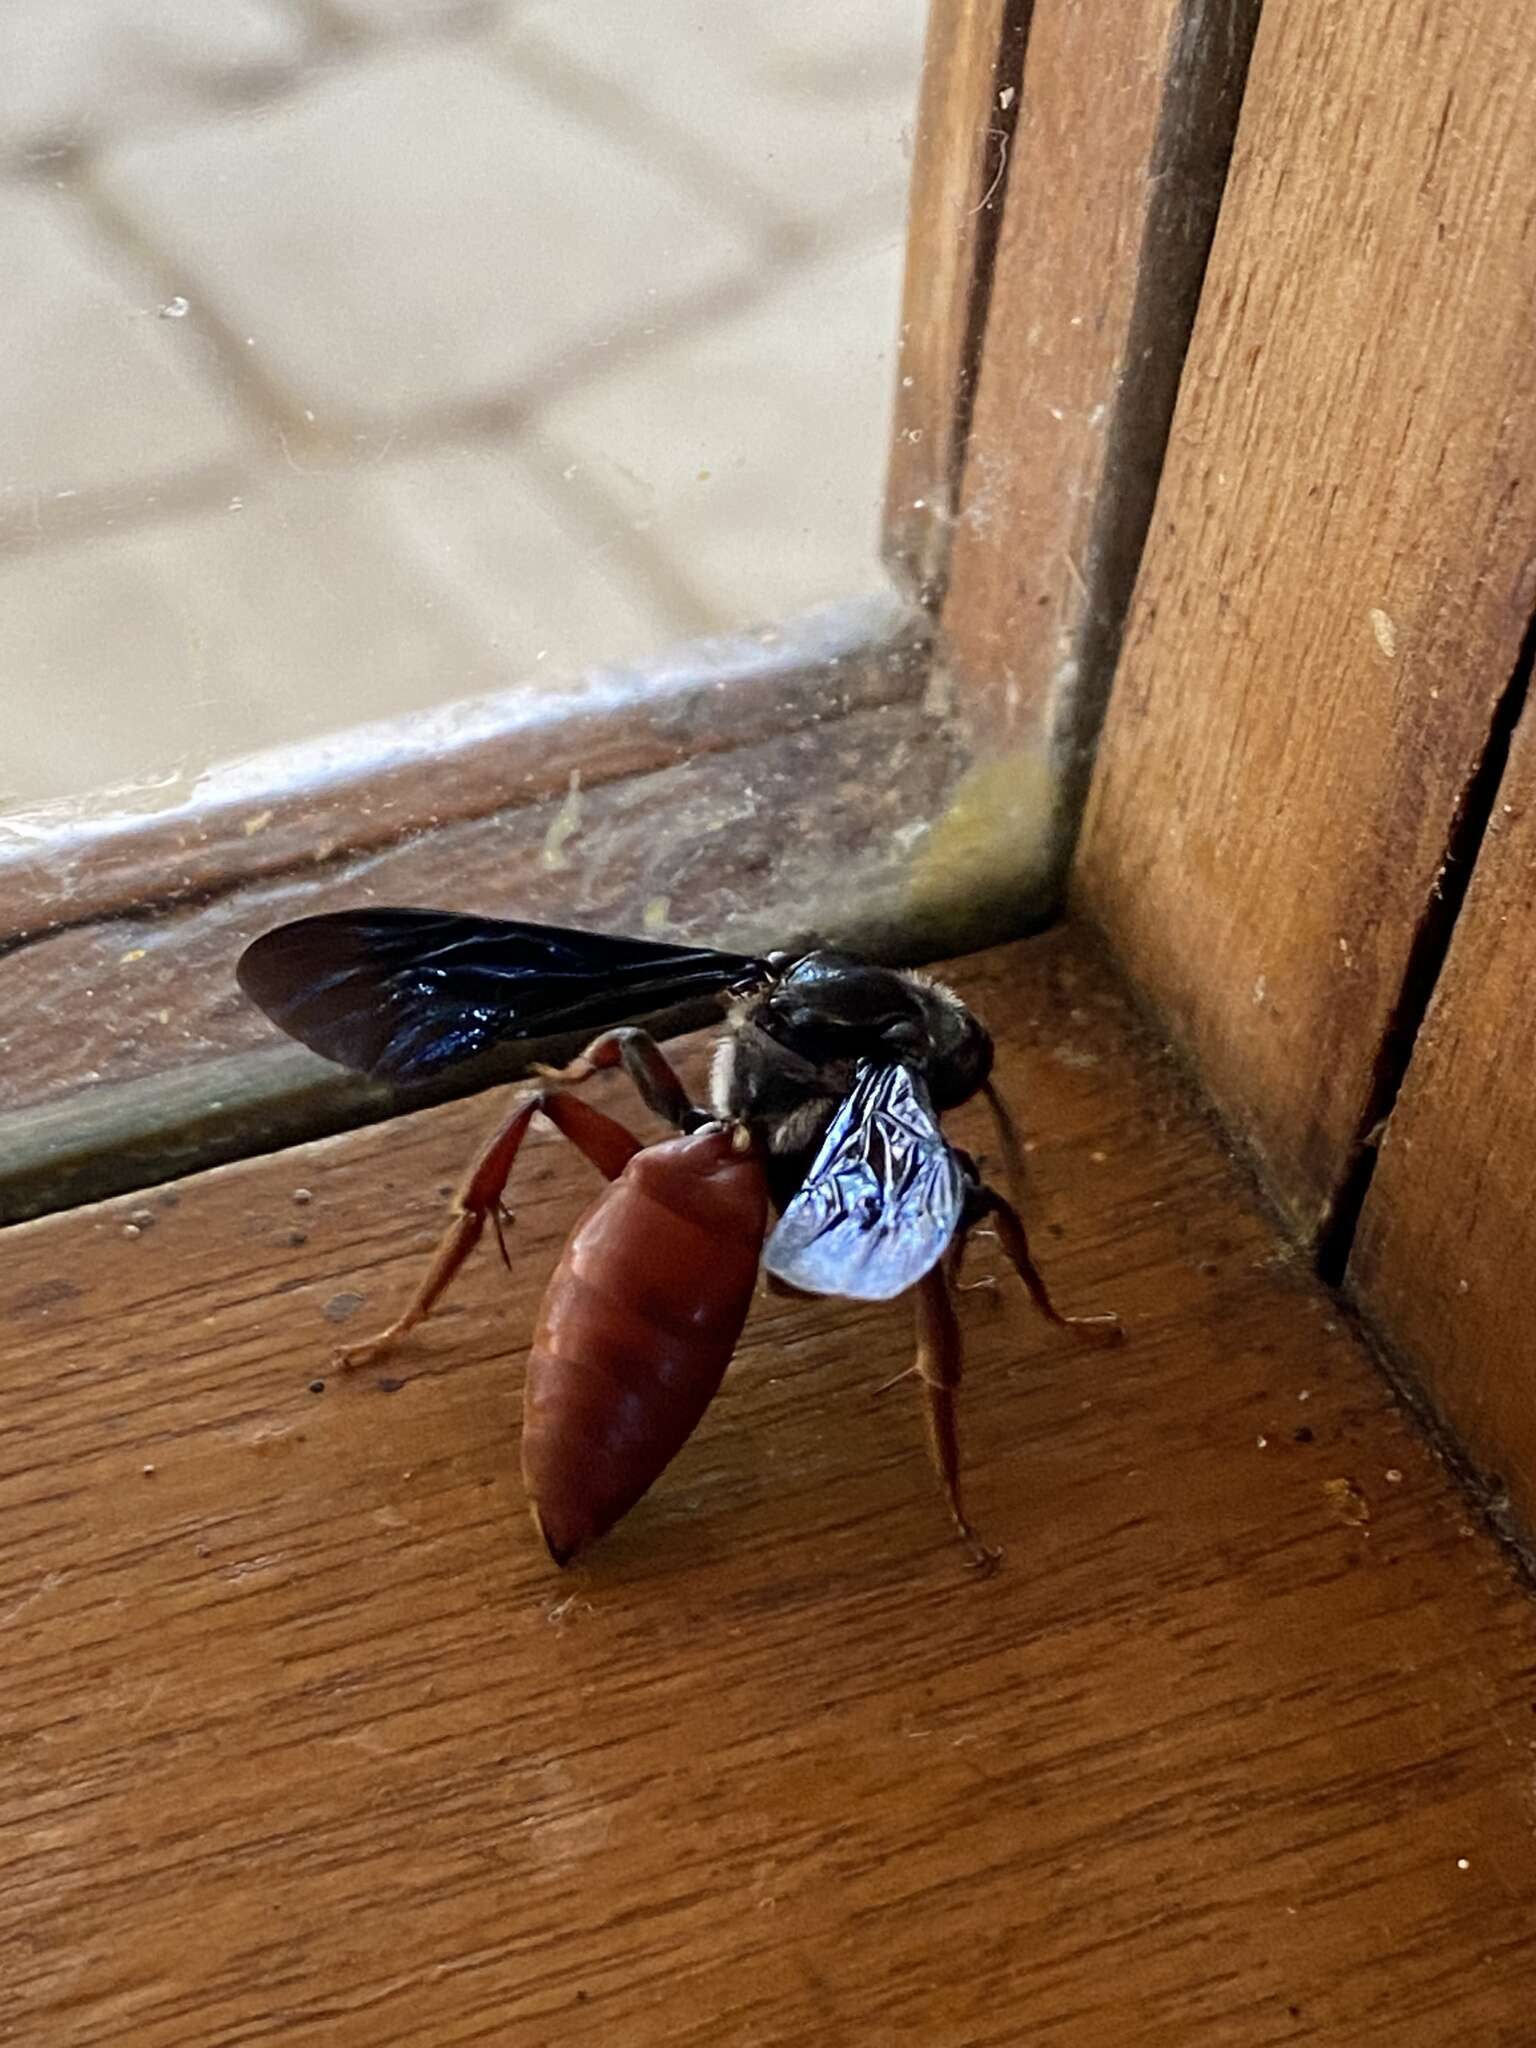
883;0;1030;608
3;931;1535;2047
939;0;1257;815
1351;687;1536;1533
1075;0;1536;1241
0;699;962;1222
0;594;924;944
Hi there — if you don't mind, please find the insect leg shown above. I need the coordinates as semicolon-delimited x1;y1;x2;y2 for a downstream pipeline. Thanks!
533;1027;705;1131
335;1090;642;1371
912;1265;1000;1573
968;1183;1122;1345
979;1078;1031;1210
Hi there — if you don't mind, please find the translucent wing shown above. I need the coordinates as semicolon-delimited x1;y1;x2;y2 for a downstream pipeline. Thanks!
763;1060;964;1302
237;908;766;1082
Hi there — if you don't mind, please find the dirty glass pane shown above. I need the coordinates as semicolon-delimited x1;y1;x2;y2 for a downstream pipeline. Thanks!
0;0;926;831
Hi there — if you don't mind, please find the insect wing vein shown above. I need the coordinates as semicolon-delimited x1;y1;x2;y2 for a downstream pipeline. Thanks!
763;1061;963;1301
237;909;765;1080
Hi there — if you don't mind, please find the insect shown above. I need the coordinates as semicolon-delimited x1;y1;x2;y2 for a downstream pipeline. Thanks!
238;908;1119;1568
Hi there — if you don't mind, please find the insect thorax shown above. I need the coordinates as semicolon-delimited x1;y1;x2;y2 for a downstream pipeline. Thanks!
711;953;994;1206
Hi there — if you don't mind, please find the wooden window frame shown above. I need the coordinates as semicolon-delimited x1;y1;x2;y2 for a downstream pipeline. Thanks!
0;0;1261;1223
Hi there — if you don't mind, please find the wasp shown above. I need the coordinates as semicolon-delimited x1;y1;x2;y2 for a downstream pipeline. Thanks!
238;910;1119;1569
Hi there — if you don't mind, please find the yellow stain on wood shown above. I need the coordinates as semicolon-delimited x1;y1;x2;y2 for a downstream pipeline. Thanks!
905;747;1056;950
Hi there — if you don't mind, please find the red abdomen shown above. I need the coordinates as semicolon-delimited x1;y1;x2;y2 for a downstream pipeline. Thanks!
521;1127;768;1562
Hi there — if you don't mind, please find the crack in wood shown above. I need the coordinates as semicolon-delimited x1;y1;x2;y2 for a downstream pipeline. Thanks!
1317;604;1536;1285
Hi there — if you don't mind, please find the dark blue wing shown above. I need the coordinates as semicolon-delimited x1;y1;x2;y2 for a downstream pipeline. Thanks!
237;908;766;1082
762;1060;964;1302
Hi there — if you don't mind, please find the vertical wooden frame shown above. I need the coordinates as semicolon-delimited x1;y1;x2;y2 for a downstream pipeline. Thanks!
884;0;1033;612
888;0;1260;940
1073;0;1536;1245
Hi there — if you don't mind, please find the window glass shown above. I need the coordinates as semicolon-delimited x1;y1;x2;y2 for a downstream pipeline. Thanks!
1;0;925;835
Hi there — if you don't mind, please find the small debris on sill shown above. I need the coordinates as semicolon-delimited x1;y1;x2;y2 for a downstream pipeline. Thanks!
1324;1477;1371;1526
541;769;584;872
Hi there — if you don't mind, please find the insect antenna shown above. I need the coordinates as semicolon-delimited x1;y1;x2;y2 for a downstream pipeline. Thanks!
979;1076;1032;1214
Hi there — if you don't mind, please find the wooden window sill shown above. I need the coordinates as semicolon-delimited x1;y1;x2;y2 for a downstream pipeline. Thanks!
0;596;979;1224
4;925;1533;2043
